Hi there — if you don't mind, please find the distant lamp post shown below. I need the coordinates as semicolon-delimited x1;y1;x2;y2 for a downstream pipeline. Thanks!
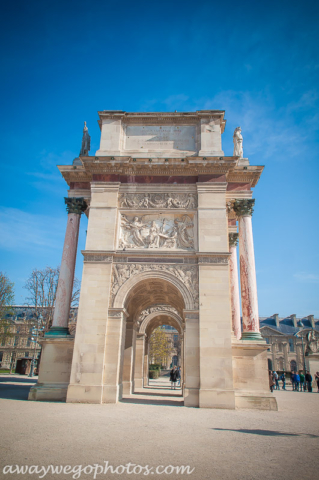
294;320;307;378
28;314;43;377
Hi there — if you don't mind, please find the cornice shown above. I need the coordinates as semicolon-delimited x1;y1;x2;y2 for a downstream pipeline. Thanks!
226;166;264;188
57;158;263;187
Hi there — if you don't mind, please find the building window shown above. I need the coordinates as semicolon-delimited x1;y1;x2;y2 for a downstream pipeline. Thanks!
25;352;29;358
290;360;297;372
289;339;294;352
265;338;269;344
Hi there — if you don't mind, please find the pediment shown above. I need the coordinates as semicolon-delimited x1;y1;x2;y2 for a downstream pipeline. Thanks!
260;326;285;337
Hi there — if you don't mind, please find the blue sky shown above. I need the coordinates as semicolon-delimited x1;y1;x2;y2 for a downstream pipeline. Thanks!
1;0;318;316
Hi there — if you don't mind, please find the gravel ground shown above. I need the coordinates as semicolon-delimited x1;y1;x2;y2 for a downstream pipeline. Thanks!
0;375;318;480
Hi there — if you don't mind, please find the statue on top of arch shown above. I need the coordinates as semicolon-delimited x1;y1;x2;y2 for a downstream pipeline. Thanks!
233;126;243;158
79;121;91;156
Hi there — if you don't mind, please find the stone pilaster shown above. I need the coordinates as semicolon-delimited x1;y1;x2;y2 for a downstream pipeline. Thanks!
134;334;146;389
183;311;200;407
122;320;135;394
48;197;87;336
102;308;128;403
233;199;262;341
228;233;241;340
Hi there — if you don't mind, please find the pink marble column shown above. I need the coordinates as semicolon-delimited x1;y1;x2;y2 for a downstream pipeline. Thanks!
48;197;87;335
233;199;262;340
229;233;241;340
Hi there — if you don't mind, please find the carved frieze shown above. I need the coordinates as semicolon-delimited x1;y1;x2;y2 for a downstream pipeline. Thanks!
119;214;195;250
138;305;180;323
198;256;229;265
119;193;197;209
110;263;199;308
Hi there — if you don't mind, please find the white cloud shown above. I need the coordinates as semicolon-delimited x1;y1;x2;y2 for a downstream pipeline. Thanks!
293;272;319;283
0;208;65;253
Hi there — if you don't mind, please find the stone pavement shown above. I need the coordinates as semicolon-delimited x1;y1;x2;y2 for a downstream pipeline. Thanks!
0;375;318;480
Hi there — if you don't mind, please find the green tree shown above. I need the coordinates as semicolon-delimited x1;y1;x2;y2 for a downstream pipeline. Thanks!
149;326;173;367
0;272;15;345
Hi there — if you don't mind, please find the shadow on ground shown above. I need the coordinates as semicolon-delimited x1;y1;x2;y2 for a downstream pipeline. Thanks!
0;384;34;401
120;398;184;407
0;376;38;384
133;391;182;398
213;428;319;438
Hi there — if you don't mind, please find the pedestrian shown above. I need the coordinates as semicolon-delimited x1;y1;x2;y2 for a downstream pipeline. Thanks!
291;372;296;391
305;371;313;392
273;371;279;390
269;370;275;393
299;372;305;392
170;366;178;390
177;366;181;386
280;372;286;390
295;372;301;391
315;372;319;393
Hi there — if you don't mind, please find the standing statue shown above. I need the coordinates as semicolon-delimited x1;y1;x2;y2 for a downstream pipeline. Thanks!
79;121;91;156
233;127;243;158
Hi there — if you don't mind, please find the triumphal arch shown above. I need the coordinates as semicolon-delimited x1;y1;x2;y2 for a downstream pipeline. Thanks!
29;110;277;410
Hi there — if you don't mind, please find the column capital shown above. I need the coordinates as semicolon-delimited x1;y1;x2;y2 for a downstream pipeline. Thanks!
233;199;255;217
65;197;87;215
229;233;239;247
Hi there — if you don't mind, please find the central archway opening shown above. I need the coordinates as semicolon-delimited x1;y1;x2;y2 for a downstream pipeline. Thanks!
120;276;185;405
146;317;183;392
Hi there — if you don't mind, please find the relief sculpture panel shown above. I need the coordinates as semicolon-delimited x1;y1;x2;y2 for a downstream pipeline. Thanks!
118;193;197;209
119;213;195;250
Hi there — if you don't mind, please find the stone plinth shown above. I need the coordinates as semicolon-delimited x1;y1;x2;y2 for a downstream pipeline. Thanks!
232;341;278;410
28;337;74;401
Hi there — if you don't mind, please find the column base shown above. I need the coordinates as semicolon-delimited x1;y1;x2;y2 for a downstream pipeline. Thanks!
232;340;278;411
122;381;133;394
28;336;74;402
45;327;70;337
184;387;199;407
241;332;264;341
28;383;69;402
134;378;143;389
67;384;103;404
199;389;236;409
235;392;278;410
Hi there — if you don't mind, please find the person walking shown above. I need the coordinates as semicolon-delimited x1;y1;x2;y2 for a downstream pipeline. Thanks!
280;372;286;390
291;372;296;391
269;370;275;393
273;371;279;390
177;366;181;387
315;372;319;393
295;372;301;391
305;371;313;392
299;372;305;392
170;366;178;390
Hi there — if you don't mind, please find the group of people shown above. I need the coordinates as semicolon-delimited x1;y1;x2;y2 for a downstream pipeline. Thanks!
169;366;181;389
269;370;319;393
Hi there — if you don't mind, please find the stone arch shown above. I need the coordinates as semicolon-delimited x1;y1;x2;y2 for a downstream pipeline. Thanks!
139;310;184;336
113;269;195;311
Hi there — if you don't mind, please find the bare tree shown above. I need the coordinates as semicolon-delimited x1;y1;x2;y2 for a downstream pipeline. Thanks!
0;272;15;344
24;266;80;332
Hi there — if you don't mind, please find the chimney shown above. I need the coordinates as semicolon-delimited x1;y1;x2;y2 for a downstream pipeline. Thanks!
308;315;315;329
273;314;280;328
291;314;297;328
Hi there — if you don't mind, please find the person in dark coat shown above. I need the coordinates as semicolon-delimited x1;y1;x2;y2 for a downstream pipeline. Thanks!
170;366;178;390
305;371;313;392
269;370;275;393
